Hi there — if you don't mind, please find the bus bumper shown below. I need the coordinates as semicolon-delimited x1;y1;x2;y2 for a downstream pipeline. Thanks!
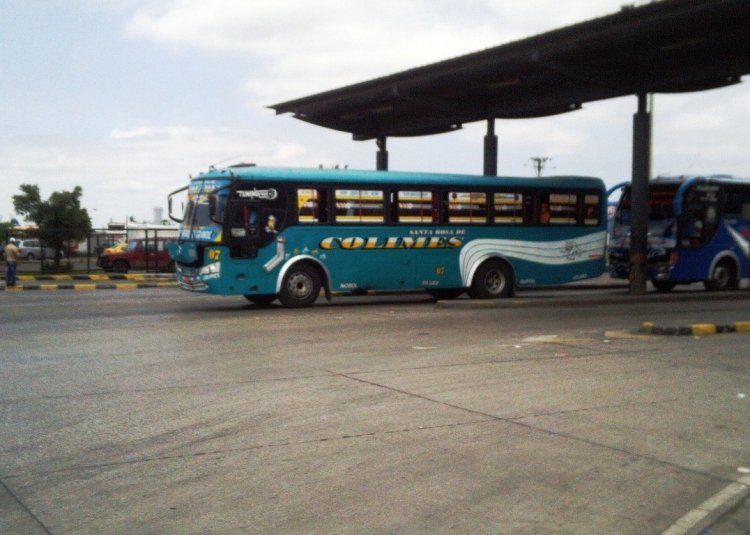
175;263;220;292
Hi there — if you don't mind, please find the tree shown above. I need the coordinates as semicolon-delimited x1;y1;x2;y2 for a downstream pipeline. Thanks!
13;184;92;265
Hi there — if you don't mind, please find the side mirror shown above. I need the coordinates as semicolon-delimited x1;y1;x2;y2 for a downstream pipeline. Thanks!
167;185;188;223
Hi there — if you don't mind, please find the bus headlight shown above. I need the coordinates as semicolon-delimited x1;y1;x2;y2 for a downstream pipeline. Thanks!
199;262;221;276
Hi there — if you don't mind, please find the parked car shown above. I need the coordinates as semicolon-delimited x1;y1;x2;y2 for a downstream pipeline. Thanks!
96;237;175;273
16;239;65;261
103;242;127;254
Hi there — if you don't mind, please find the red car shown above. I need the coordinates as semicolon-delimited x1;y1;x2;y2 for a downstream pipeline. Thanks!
96;237;175;273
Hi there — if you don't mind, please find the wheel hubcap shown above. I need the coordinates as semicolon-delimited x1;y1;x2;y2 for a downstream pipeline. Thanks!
287;272;312;299
714;266;729;287
485;269;506;294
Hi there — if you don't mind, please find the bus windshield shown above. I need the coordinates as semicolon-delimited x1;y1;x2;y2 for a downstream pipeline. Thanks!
614;184;678;243
178;179;230;242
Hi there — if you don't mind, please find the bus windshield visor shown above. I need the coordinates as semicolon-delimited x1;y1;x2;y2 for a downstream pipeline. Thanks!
178;179;230;242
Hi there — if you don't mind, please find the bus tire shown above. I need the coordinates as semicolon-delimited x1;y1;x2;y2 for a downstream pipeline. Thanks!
704;259;737;291
278;263;321;308
427;288;464;300
651;279;676;292
468;260;513;299
245;294;277;306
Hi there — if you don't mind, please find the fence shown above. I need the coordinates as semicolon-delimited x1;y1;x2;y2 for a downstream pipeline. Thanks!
1;228;179;274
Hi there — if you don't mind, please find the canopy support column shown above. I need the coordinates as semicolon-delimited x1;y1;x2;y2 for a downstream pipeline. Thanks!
629;93;652;295
483;118;498;176
376;136;388;171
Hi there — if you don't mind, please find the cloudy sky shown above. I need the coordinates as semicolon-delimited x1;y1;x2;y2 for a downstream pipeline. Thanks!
2;1;749;227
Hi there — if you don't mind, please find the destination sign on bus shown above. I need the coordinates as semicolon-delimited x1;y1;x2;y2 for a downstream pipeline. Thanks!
236;188;278;200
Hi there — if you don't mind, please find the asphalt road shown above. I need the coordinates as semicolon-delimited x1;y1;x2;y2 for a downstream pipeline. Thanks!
2;288;750;534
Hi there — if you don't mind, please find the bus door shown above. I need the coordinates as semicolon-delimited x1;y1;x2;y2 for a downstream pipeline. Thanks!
679;183;720;249
227;201;263;259
673;182;721;280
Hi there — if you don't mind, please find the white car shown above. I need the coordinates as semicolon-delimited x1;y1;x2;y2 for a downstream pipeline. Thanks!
16;239;65;261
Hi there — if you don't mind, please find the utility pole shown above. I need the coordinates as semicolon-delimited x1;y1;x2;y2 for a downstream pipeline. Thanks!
528;157;551;177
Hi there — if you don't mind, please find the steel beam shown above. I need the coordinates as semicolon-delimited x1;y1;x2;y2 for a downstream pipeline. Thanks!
484;118;498;176
629;93;652;295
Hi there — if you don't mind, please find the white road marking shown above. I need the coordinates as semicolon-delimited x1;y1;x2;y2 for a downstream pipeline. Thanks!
661;475;750;535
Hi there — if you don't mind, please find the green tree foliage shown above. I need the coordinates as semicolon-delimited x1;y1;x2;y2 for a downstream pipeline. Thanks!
12;184;92;264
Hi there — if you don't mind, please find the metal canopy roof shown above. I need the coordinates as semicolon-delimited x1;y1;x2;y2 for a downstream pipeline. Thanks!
270;0;750;140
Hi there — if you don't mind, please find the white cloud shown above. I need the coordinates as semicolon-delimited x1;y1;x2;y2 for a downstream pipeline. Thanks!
124;0;629;105
0;126;318;226
5;1;750;225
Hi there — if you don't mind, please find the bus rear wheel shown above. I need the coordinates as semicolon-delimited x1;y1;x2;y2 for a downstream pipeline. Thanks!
468;260;513;299
704;259;737;291
278;264;321;308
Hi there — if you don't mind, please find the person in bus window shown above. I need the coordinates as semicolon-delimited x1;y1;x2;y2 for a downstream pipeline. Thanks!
540;202;551;224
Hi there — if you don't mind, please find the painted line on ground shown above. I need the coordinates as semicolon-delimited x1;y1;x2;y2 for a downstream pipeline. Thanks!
641;321;750;335
11;274;174;282
1;282;177;291
661;475;750;535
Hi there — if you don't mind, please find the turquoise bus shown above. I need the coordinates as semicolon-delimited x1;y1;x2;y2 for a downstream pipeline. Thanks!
167;165;608;307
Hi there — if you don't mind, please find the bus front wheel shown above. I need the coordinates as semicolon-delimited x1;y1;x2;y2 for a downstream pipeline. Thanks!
469;260;513;299
704;260;738;291
651;279;676;292
278;264;321;307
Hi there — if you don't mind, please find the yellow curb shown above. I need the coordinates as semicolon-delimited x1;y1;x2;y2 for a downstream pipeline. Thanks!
88;274;111;281
39;284;59;291
691;324;717;336
115;283;138;290
734;321;750;332
51;275;73;280
74;284;97;291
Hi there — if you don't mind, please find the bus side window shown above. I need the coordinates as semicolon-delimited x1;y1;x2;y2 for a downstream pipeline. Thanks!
227;204;259;238
447;191;487;224
334;189;384;224
396;190;434;223
494;192;533;225
297;188;328;223
583;194;601;226
540;193;578;225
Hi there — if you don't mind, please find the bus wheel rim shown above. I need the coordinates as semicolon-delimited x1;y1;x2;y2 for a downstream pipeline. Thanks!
287;272;312;299
714;266;729;287
485;269;506;294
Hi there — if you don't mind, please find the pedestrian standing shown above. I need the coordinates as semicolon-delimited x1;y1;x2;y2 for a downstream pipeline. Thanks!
5;238;19;287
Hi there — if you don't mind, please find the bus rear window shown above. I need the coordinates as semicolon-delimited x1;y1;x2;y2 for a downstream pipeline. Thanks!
335;189;384;224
